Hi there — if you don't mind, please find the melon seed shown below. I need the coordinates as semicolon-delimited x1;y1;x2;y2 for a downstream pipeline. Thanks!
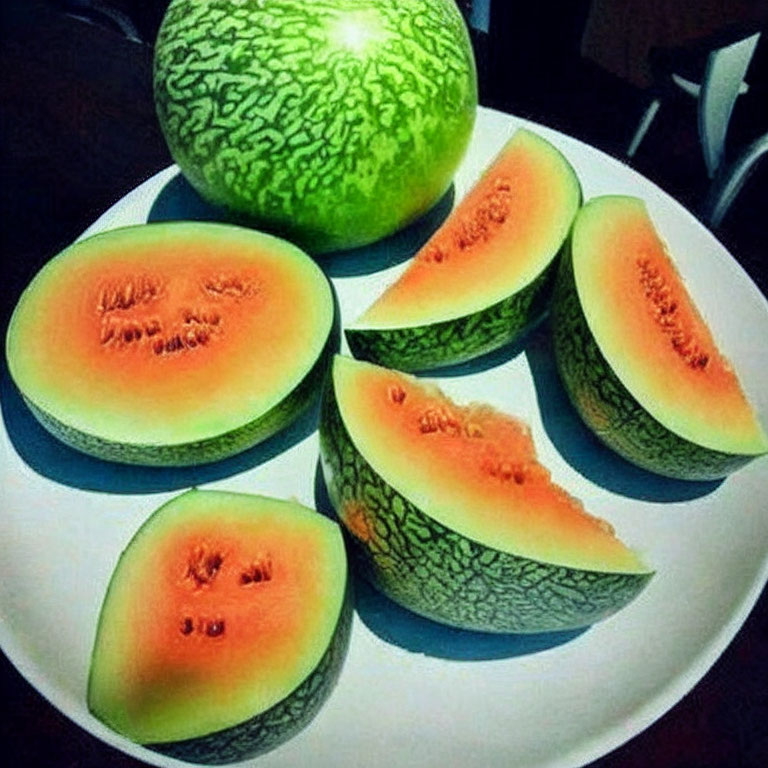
97;275;162;314
205;619;226;637
464;422;484;439
186;546;224;588
418;406;461;435
180;617;194;635
240;557;273;584
636;257;709;370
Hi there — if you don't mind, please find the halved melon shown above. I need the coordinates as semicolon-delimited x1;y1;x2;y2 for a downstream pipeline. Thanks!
88;490;351;764
345;128;581;371
551;195;768;480
5;222;334;465
319;354;652;633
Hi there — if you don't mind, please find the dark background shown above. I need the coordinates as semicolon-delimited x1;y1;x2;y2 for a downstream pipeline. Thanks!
1;1;767;766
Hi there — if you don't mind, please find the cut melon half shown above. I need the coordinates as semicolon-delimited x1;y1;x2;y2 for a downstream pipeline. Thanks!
552;195;768;480
87;490;351;764
345;128;581;371
5;222;334;465
319;354;652;633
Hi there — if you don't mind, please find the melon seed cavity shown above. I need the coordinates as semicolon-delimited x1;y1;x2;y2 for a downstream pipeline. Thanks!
422;177;513;264
239;556;273;585
179;616;226;638
484;458;527;484
95;270;257;356
97;275;162;314
185;546;224;589
636;257;709;369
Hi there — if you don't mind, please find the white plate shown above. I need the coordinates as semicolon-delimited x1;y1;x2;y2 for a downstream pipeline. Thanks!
2;106;767;768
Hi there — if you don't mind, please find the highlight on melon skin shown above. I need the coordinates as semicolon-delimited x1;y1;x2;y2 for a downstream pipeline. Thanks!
87;489;351;765
153;0;477;254
551;195;768;481
319;354;653;634
345;128;582;371
4;221;334;467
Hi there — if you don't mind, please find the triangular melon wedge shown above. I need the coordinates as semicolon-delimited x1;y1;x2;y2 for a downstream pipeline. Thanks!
88;490;351;763
319;354;653;633
346;128;581;371
551;195;768;480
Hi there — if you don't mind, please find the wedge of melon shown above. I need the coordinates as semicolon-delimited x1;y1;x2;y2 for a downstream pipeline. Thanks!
88;490;351;764
551;195;768;480
345;128;581;371
5;222;334;466
319;354;652;633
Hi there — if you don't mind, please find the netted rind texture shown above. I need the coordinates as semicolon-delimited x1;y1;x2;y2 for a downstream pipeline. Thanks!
551;248;755;480
345;258;557;371
154;0;477;252
147;585;353;764
22;341;332;467
319;379;651;633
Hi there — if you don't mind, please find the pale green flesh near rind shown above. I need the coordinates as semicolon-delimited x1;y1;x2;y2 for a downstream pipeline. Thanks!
20;338;331;466
154;0;477;253
344;254;556;371
148;585;353;765
552;245;761;480
88;490;350;761
319;377;652;633
572;196;768;456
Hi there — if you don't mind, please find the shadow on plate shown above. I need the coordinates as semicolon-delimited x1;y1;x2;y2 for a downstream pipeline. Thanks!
312;460;587;661
147;172;453;277
0;360;323;495
524;323;723;502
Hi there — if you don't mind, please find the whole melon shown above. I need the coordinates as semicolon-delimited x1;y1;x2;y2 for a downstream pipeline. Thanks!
153;0;477;254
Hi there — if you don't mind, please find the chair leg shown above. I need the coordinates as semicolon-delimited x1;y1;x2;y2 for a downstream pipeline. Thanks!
627;98;661;158
703;131;768;228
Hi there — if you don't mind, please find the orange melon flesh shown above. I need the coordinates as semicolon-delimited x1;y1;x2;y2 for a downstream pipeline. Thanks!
574;196;768;456
354;128;581;328
6;223;332;445
87;491;347;744
333;355;647;573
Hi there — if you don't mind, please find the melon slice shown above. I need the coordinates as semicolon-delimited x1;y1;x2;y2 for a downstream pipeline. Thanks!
345;128;581;371
319;354;652;633
88;490;351;764
5;222;333;466
551;195;768;480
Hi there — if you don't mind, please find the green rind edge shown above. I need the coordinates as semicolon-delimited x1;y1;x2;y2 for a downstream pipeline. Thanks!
319;375;651;634
551;243;756;480
146;580;353;765
21;338;332;467
344;256;558;372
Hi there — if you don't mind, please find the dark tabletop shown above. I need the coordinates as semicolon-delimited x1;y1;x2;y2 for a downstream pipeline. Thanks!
1;2;766;766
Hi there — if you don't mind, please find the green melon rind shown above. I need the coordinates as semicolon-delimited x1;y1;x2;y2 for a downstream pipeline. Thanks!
146;581;353;765
22;339;333;466
319;375;652;634
153;0;477;254
344;256;558;372
551;244;757;480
